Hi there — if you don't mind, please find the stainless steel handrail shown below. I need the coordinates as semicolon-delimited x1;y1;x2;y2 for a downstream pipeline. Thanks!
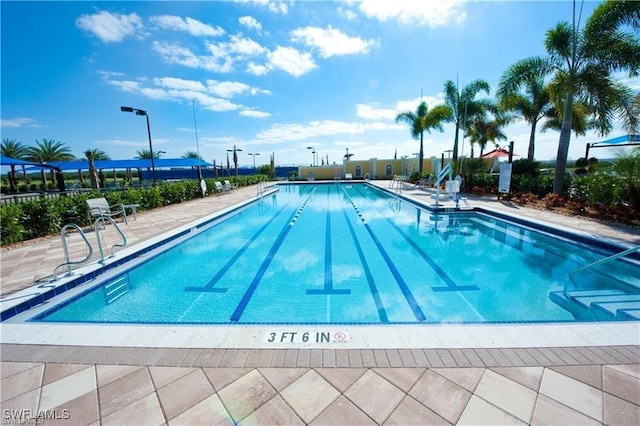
52;224;93;281
94;216;127;263
565;244;640;296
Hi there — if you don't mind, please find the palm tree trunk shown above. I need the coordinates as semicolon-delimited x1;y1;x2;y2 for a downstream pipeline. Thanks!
89;159;99;189
527;122;538;161
452;122;460;162
418;132;424;175
9;165;17;192
553;93;575;194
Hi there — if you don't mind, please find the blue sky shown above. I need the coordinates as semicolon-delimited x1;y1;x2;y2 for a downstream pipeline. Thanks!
1;0;637;168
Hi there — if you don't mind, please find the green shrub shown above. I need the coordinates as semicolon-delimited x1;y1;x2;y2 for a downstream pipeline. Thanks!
1;203;25;244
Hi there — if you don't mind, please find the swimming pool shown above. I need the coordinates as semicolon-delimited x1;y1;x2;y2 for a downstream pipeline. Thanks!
9;183;640;324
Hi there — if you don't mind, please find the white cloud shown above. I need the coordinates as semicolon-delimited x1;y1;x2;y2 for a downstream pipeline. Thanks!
239;16;262;32
268;46;317;77
153;77;207;92
107;80;141;92
0;118;43;128
76;11;143;43
255;119;397;142
153;41;233;73
246;62;270;76
355;103;397;120
237;0;288;14
359;0;467;27
337;7;358;21
206;80;251;98
291;26;377;58
149;15;225;37
240;109;271;118
395;95;446;113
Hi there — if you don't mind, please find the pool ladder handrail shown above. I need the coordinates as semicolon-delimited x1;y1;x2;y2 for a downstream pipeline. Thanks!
95;215;127;263
52;223;94;281
564;244;640;296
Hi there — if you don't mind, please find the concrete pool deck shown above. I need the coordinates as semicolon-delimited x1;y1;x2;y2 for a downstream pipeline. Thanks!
1;181;639;425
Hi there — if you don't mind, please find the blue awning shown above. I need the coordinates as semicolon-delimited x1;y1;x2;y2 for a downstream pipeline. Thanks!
590;134;640;147
23;158;213;171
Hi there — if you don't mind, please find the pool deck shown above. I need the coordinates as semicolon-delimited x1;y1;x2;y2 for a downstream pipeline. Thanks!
1;181;639;425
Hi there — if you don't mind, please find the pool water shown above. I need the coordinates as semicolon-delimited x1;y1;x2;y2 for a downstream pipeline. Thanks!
32;183;640;324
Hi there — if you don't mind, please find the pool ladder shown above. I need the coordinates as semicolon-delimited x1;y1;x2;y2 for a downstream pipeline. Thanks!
52;216;127;281
257;180;269;196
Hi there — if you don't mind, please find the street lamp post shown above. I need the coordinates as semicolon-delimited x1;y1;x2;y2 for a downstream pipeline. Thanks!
306;146;316;166
227;145;243;176
121;106;156;186
248;153;260;172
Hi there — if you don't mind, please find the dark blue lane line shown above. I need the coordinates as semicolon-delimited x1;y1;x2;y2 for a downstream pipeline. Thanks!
353;186;478;293
339;187;389;322
184;187;310;293
343;187;426;321
230;188;317;322
307;185;350;295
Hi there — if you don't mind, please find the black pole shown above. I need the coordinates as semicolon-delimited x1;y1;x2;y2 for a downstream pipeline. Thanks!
145;114;156;186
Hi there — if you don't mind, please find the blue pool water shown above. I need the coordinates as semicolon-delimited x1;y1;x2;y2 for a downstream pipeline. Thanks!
30;183;640;324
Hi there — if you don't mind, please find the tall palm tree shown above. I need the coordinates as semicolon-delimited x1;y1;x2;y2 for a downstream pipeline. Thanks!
513;1;640;194
1;139;28;192
443;79;492;161
24;139;74;187
84;149;110;189
497;70;554;160
395;100;451;175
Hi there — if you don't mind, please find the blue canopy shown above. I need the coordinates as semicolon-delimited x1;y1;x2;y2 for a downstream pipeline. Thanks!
22;158;212;171
589;134;640;147
0;155;46;167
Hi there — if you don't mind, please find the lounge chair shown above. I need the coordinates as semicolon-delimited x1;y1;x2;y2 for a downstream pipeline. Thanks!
223;180;238;191
214;181;230;193
86;197;127;224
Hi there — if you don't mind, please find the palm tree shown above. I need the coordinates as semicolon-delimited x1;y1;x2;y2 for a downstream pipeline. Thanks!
182;151;202;160
466;116;508;158
134;149;162;159
1;139;28;192
84;149;110;189
613;149;640;212
24;139;74;187
497;69;555;160
443;79;492;161
395;100;452;175
513;1;640;194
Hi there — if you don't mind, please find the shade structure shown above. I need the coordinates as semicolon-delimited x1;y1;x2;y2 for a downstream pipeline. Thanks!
0;155;44;167
481;148;518;159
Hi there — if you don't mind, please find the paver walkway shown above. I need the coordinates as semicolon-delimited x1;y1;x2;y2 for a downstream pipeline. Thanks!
1;181;639;425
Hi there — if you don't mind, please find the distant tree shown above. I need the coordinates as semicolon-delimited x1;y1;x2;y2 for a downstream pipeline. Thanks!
465;116;508;158
24;139;74;187
1;139;28;192
613;149;640;211
443;79;493;161
182;151;202;160
134;149;162;159
84;149;110;189
395;100;451;174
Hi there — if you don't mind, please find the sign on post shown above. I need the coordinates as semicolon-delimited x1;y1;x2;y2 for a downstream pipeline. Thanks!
498;162;512;195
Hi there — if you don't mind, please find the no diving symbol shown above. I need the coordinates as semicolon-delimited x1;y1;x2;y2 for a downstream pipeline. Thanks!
333;332;348;342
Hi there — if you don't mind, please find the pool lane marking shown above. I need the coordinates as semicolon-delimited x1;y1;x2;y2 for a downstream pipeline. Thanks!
307;185;351;295
230;188;317;322
343;187;426;322
185;186;312;293
353;186;478;293
339;186;389;322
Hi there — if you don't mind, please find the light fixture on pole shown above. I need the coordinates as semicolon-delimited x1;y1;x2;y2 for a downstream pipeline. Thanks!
227;144;243;176
248;153;260;171
306;146;316;166
121;106;156;186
